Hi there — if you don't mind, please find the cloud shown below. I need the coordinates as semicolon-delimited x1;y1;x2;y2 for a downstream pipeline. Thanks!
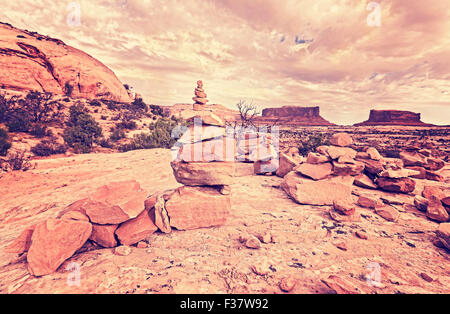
1;0;449;124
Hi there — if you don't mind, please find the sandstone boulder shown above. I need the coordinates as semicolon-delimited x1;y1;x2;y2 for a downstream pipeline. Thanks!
175;136;236;162
330;133;352;147
436;223;450;250
276;152;302;178
295;162;333;180
332;161;364;176
84;181;147;225
177;125;226;145
5;224;36;254
89;224;118;248
27;219;92;276
426;196;449;223
254;158;279;175
399;151;427;167
171;161;235;186
306;152;329;164
165;186;230;230
379;169;421;179
375;206;400;222
366;147;382;161
376;177;415;194
115;209;158;246
354;174;377;189
281;172;353;206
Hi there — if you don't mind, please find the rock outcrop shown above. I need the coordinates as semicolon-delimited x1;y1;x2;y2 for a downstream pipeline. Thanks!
254;106;335;126
0;22;131;102
355;110;433;126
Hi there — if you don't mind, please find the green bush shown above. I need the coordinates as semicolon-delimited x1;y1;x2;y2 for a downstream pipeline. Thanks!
63;104;102;153
29;124;49;138
298;133;330;156
31;139;67;156
0;128;11;156
119;117;185;152
110;128;126;141
6;109;31;132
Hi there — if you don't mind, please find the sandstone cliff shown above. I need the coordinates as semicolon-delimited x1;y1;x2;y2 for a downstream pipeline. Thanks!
355;110;434;126
254;106;335;126
0;22;131;102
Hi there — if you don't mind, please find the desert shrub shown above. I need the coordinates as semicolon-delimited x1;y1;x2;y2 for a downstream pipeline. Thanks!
6;109;31;132
0;95;7;123
119;117;185;152
98;138;114;149
298;133;330;156
1;150;33;171
149;104;163;116
105;100;120;111
110;128;126;142
116;119;137;130
63;104;102;153
131;98;148;113
18;91;64;124
100;115;108;120
89;100;102;107
0;128;11;156
29;124;50;138
31;139;67;156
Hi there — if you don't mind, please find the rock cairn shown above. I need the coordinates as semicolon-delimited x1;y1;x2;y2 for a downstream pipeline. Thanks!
193;80;209;111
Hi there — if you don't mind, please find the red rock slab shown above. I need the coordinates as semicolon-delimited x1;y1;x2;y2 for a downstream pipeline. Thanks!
376;177;415;194
294;162;333;180
165;186;231;230
5;224;36;254
85;180;147;225
321;275;362;294
90;224;119;248
175;136;236;162
171;161;235;186
115;209;158;246
27;218;92;276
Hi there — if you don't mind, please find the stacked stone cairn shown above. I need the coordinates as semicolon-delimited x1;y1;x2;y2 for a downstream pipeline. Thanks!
193;80;209;111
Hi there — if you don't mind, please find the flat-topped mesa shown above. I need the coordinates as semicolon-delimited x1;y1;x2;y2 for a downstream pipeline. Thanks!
254;106;335;126
355;110;434;126
193;80;209;110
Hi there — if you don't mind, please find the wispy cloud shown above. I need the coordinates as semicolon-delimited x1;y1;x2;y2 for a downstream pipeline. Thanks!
1;0;449;124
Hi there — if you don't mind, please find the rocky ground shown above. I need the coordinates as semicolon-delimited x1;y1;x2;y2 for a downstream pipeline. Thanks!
0;148;449;294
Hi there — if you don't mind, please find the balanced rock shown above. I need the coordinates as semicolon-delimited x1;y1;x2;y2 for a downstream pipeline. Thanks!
177;125;226;144
165;186;230;230
27;218;92;276
171;161;235;186
192;80;209;107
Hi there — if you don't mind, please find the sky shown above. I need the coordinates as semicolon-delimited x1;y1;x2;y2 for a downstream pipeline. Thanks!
1;0;449;125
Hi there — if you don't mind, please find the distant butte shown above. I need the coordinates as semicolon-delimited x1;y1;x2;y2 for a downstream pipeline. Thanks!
354;109;434;126
254;106;335;126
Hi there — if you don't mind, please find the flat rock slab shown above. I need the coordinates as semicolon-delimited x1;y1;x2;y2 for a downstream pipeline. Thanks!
165;186;231;230
27;218;92;276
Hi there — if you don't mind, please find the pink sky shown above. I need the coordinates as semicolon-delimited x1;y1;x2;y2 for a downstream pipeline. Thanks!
1;0;449;125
